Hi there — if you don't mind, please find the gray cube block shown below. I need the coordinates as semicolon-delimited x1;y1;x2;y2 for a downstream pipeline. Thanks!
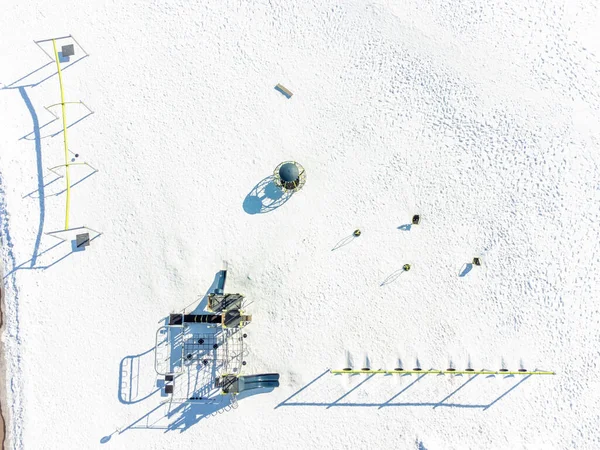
76;233;90;248
61;44;75;57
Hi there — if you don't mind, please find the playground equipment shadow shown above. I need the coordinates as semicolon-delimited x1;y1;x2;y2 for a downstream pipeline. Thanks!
19;86;45;268
22;174;62;199
185;271;223;315
22;170;98;201
1;54;88;90
243;176;291;214
118;347;160;405
275;370;532;410
380;268;405;286
52;170;98;197
102;384;273;443
331;233;357;251
167;386;275;433
459;263;473;277
19;107;94;141
2;233;103;279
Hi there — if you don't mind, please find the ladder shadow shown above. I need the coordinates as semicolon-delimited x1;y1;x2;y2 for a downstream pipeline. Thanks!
331;233;357;251
1;55;88;90
378;373;427;408
275;370;536;410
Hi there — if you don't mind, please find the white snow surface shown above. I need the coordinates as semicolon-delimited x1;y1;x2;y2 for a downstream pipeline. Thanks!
1;0;600;449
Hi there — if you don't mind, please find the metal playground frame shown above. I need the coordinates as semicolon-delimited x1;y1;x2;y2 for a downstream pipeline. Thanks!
154;265;251;404
34;34;97;233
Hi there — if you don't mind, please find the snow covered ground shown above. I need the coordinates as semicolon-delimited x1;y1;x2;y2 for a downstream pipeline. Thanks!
1;0;600;448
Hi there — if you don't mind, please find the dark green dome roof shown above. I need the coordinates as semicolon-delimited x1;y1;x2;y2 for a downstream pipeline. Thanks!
279;162;299;182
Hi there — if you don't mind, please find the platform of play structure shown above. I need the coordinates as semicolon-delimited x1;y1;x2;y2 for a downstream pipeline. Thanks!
168;310;252;328
155;263;279;404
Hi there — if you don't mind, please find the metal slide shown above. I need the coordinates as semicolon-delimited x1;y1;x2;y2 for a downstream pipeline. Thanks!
238;373;280;392
219;373;280;394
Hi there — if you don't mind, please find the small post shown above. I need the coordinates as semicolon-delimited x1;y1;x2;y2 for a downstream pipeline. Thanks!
472;257;481;266
412;215;420;225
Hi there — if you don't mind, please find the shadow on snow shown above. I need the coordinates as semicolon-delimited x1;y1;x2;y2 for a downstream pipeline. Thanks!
275;370;533;410
243;176;292;214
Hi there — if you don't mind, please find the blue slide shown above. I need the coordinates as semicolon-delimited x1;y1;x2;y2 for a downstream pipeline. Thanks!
237;374;280;393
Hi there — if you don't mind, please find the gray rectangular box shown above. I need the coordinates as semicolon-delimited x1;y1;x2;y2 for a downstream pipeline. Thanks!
61;44;75;57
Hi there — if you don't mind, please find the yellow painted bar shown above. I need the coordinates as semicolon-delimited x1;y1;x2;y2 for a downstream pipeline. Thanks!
330;369;555;375
51;39;71;230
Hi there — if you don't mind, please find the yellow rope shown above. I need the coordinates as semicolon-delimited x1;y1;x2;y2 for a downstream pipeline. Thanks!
51;39;71;230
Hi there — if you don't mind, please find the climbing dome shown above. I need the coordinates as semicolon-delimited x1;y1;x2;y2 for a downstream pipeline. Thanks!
273;161;306;193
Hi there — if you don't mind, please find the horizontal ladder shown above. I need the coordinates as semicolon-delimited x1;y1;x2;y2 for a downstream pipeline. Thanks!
330;369;555;375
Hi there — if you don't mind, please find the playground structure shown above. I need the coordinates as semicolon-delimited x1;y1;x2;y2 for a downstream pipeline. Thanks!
333;355;554;376
33;35;98;238
331;368;555;375
168;308;252;328
155;263;279;404
273;161;306;193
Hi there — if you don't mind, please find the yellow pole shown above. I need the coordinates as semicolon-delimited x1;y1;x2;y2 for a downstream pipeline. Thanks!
51;39;71;230
330;369;555;375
